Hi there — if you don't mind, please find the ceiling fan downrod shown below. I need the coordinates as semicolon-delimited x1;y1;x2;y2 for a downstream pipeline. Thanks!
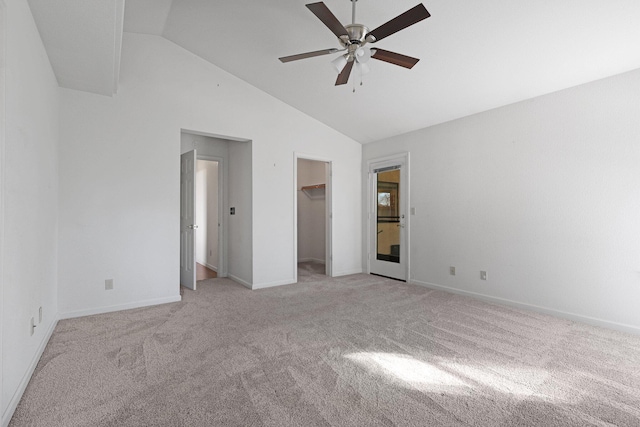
351;0;357;24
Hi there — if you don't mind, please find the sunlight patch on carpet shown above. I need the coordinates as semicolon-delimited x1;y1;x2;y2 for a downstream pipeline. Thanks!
345;352;469;390
346;352;559;400
440;361;547;397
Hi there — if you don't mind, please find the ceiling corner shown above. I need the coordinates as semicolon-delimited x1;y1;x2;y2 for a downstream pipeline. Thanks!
123;0;174;36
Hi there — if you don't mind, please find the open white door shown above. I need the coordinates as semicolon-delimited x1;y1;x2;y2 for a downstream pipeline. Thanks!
180;150;197;290
369;155;409;281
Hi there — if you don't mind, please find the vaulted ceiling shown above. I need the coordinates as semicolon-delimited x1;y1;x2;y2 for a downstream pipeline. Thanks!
29;0;640;143
28;0;124;96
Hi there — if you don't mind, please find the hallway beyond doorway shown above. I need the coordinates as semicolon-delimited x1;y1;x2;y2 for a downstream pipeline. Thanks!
196;263;217;281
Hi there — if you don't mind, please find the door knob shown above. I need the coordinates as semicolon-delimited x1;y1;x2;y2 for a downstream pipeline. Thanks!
187;224;198;229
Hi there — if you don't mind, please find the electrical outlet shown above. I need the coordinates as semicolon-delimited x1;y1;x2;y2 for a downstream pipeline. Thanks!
30;317;36;336
480;271;488;281
450;266;456;276
39;306;43;323
105;279;114;290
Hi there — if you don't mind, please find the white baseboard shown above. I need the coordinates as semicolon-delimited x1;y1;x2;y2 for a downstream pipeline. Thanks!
205;263;218;272
59;295;182;320
410;279;640;336
251;279;295;290
228;274;252;290
332;268;363;277
2;316;58;427
228;275;297;290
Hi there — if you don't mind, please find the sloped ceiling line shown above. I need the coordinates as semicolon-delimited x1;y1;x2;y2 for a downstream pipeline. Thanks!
31;0;640;143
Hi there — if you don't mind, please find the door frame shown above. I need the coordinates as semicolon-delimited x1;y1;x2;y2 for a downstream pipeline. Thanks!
196;155;227;278
367;152;411;280
293;153;333;282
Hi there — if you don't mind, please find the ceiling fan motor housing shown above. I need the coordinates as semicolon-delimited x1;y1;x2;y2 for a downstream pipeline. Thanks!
340;24;371;47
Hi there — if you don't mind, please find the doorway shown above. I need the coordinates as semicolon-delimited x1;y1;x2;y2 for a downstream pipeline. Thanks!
294;156;332;282
368;154;409;281
181;130;245;291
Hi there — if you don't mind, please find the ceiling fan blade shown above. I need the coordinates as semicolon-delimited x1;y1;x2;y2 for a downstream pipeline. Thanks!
366;4;430;43
371;49;420;69
335;60;354;85
306;2;349;39
279;48;339;63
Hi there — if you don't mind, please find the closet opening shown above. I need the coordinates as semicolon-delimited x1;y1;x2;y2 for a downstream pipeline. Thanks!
295;157;332;282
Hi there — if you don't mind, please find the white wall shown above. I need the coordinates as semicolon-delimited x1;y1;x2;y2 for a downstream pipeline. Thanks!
205;161;218;270
2;0;59;424
58;32;362;315
194;160;207;264
195;159;218;268
297;159;326;263
363;68;640;334
227;140;253;286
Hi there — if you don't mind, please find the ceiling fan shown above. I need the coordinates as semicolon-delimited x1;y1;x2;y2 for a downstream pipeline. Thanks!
279;0;430;86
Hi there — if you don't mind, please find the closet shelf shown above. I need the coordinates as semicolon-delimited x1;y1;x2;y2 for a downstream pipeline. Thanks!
301;183;325;199
301;184;325;191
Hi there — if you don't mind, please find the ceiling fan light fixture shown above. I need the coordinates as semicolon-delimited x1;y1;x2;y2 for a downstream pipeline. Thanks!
356;61;370;75
355;46;371;63
331;54;348;73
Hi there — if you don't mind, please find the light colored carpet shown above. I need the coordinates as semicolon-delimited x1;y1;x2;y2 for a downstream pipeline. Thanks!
10;271;640;426
297;261;326;282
